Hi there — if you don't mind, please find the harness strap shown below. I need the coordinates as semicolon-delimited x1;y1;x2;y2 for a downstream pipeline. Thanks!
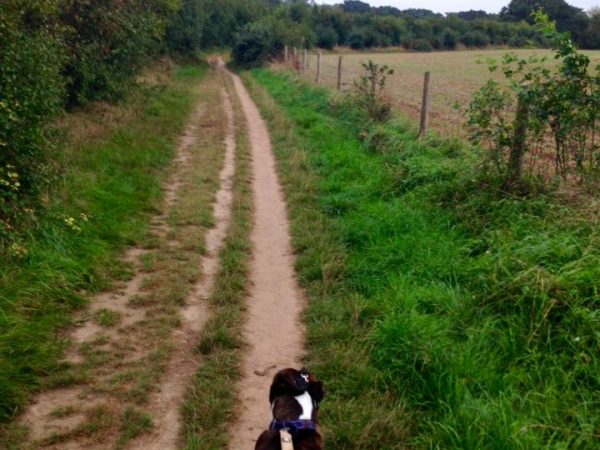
270;419;318;433
280;429;294;450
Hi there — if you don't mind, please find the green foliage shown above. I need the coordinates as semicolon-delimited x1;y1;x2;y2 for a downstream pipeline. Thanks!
410;38;433;52
351;61;394;122
314;25;338;49
165;0;204;55
61;0;178;105
1;0;180;242
232;23;277;69
0;3;65;237
500;0;591;47
461;30;491;47
252;68;600;450
467;13;600;185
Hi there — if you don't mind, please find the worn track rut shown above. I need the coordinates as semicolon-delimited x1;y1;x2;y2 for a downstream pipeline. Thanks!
226;70;306;450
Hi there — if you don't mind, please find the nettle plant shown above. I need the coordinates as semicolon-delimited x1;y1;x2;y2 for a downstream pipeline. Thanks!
467;11;599;188
352;60;395;122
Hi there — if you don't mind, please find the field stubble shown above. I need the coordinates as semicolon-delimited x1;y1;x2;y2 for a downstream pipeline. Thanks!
287;49;600;138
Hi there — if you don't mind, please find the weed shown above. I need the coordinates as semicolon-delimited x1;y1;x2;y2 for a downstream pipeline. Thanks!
94;309;122;328
50;405;77;418
351;60;394;122
116;407;153;449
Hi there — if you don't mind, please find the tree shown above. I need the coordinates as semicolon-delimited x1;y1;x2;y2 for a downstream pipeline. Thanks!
165;0;205;55
342;1;370;14
500;0;590;45
584;7;600;48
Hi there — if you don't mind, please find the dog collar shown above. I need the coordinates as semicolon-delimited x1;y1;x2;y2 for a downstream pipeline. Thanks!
269;419;318;433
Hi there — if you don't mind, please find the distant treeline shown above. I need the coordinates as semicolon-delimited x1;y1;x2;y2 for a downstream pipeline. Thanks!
1;0;598;234
170;0;599;67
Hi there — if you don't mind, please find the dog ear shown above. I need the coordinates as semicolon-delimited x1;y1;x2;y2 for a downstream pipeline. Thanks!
308;380;324;406
269;370;297;403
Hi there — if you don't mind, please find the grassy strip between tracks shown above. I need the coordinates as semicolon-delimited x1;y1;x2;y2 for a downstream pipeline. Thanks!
0;63;207;427
182;73;253;450
244;69;599;450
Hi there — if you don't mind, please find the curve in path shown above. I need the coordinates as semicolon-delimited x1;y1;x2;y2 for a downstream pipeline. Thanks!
227;71;305;449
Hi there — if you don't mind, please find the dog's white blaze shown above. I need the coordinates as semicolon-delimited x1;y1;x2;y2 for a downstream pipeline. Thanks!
295;392;313;420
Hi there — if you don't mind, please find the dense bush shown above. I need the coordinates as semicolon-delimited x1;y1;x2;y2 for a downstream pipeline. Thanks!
61;0;178;105
0;3;64;238
461;30;491;47
467;13;600;187
412;38;434;51
232;23;277;69
315;25;338;49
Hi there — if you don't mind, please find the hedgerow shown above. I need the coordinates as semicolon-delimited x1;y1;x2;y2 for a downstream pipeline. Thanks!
0;0;179;246
0;2;65;242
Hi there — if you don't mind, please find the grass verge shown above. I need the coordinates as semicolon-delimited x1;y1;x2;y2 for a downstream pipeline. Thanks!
245;69;599;449
182;72;253;449
0;63;205;426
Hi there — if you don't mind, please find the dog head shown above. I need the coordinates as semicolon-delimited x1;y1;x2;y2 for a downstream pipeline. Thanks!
269;368;324;405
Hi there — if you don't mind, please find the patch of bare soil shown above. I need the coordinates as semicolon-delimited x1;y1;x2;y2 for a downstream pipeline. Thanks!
226;70;306;449
17;73;236;450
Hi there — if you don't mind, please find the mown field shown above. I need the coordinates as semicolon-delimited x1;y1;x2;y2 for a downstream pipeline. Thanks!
247;69;600;449
288;49;600;137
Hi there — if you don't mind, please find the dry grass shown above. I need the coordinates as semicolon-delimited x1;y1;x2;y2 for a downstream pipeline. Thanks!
284;49;600;137
57;59;177;149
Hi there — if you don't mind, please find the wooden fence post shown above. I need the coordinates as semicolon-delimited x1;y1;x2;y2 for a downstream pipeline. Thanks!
315;52;321;84
337;56;343;91
293;47;298;71
508;93;529;184
418;71;431;139
302;49;307;72
284;45;289;67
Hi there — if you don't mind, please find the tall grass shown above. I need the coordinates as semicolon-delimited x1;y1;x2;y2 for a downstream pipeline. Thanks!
246;69;600;449
0;65;207;424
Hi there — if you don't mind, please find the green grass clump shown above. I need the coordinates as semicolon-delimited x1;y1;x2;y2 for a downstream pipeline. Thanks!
0;65;207;423
247;69;600;449
117;407;153;449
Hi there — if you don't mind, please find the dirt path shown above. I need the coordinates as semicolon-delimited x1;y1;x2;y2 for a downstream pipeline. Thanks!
227;71;306;449
17;71;236;450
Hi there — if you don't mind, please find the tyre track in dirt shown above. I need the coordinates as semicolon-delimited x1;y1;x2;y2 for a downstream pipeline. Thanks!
130;84;237;450
17;70;237;450
226;70;306;449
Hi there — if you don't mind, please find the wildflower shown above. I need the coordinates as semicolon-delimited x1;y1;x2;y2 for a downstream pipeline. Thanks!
9;243;28;258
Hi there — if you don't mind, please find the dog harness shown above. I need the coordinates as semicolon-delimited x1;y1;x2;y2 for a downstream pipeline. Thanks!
270;420;317;450
269;419;318;433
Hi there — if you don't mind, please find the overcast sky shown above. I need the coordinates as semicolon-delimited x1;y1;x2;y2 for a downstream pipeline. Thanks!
313;0;598;15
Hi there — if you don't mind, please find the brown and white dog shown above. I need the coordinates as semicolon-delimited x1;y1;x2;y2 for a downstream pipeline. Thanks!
255;368;324;450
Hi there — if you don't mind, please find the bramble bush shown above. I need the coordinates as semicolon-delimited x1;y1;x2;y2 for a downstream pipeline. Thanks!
0;3;64;240
467;12;600;188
